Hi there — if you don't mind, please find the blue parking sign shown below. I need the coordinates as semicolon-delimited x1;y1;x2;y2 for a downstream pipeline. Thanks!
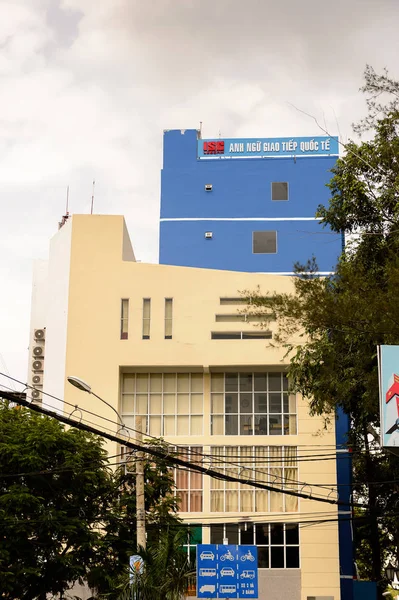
197;544;258;598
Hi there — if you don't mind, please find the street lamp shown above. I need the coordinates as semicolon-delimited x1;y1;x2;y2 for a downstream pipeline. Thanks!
67;375;125;427
385;564;399;585
66;375;146;551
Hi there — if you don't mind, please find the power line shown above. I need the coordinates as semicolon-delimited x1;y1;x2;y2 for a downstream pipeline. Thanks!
0;380;364;499
0;382;349;496
1;376;355;474
0;389;362;509
0;373;363;469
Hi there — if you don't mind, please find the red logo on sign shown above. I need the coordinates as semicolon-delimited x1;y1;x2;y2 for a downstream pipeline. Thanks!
203;141;224;155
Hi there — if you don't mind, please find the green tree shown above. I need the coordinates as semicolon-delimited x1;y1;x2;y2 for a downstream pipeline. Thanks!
88;441;182;598
110;529;195;600
243;67;399;596
0;402;183;600
0;402;113;600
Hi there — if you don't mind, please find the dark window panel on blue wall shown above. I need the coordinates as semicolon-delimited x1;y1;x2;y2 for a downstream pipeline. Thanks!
272;182;289;201
253;231;277;254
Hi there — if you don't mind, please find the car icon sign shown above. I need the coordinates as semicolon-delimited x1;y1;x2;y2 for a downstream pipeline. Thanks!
200;551;215;561
220;567;235;577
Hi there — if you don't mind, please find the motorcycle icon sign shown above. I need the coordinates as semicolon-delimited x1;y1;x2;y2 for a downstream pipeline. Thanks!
240;549;255;562
220;549;235;562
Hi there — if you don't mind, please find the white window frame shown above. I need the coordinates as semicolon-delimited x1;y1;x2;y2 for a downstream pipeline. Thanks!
209;445;298;513
210;522;300;569
210;372;297;436
121;373;204;437
173;446;203;513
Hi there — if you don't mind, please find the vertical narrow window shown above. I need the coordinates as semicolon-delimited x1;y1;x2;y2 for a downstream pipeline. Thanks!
142;298;151;340
120;299;129;340
165;298;173;339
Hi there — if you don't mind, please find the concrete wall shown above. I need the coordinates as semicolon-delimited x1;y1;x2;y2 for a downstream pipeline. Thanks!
35;215;341;600
43;219;73;412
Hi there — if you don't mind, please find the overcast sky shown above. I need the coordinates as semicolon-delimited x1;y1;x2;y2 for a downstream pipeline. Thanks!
1;0;399;385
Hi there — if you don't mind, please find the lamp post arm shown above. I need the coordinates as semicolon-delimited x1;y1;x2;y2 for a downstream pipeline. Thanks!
91;391;124;427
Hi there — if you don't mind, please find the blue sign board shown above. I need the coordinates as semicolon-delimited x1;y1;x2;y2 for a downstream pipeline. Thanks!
378;346;399;448
198;136;339;159
197;544;258;598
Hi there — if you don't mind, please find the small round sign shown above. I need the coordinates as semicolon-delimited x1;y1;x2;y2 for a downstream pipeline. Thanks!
129;555;144;583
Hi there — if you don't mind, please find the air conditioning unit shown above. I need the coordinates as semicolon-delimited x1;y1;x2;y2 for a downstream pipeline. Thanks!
205;232;213;239
31;388;42;401
33;345;44;358
34;328;45;341
32;359;44;372
204;184;213;191
32;374;43;386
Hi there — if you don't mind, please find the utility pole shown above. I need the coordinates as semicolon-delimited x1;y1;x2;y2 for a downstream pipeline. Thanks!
135;416;146;550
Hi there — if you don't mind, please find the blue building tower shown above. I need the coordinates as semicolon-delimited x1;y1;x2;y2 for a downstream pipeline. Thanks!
160;129;342;274
159;128;353;600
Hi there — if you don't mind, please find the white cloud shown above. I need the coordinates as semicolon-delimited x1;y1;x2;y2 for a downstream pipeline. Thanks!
0;0;399;382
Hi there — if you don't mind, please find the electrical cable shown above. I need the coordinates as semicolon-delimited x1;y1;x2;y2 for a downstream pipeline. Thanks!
0;382;372;520
1;511;397;529
1;382;348;495
0;388;368;509
0;373;368;471
1;375;380;498
0;380;377;499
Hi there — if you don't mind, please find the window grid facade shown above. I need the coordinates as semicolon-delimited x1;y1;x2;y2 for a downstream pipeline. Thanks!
121;373;204;437
211;372;297;436
174;447;203;512
142;298;151;339
210;446;298;513
210;523;300;569
120;299;129;339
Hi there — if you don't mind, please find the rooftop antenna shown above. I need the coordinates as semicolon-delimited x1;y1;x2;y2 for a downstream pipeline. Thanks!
90;180;95;214
199;121;203;138
219;129;222;138
58;185;70;230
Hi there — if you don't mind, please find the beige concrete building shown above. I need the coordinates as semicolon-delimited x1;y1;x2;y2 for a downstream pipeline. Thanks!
28;214;341;600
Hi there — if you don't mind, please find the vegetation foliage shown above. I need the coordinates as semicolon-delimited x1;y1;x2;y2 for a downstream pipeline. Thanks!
0;402;187;600
244;66;399;593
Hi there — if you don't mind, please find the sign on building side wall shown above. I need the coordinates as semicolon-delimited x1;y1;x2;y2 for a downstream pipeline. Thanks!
198;136;339;158
378;345;399;448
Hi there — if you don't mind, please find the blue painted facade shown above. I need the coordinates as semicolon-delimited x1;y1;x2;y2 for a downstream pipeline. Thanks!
160;129;342;273
353;581;377;600
159;128;353;599
336;407;355;600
